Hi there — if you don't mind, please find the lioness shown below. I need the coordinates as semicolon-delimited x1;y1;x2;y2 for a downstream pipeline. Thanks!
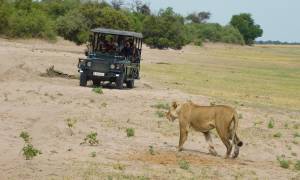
166;101;243;158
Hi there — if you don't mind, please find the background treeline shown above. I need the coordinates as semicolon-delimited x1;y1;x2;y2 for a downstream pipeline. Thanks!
0;0;263;49
256;40;300;45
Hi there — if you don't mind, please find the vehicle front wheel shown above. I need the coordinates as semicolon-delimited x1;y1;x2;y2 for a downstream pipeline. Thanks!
116;73;124;89
80;72;87;87
126;80;134;89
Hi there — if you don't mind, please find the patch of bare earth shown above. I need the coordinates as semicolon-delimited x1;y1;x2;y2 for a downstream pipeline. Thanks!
0;38;299;179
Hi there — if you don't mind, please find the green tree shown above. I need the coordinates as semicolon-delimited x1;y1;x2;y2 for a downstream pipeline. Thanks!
230;13;263;45
186;11;210;23
0;0;12;33
143;7;185;49
56;9;89;44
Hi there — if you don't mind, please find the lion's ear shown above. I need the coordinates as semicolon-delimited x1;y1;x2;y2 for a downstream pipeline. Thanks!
172;101;178;108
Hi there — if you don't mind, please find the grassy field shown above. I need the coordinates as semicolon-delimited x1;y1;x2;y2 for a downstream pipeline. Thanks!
142;44;300;110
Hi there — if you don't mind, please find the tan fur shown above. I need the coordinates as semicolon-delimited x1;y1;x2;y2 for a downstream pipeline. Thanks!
166;101;243;158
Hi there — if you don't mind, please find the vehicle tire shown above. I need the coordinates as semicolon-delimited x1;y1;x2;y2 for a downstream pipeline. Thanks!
116;73;124;89
80;72;87;87
92;79;101;86
126;80;134;89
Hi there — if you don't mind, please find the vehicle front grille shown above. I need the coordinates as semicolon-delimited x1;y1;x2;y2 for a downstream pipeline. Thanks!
90;61;110;73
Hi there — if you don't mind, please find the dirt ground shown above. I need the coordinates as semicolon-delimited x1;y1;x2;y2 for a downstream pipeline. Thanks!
0;38;299;180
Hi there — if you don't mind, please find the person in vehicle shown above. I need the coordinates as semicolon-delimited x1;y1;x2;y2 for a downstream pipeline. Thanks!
121;41;132;57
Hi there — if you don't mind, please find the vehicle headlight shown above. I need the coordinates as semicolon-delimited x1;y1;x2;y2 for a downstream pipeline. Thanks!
87;62;92;67
110;64;115;69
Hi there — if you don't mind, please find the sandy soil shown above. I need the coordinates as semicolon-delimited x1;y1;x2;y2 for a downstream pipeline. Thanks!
0;38;299;179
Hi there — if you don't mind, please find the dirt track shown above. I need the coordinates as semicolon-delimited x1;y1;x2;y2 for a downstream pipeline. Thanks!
0;38;299;179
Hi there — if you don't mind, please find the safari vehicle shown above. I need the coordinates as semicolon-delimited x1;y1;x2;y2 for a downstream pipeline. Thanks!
78;28;143;89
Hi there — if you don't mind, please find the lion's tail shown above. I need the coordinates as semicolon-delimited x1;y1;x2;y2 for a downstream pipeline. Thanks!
232;112;243;147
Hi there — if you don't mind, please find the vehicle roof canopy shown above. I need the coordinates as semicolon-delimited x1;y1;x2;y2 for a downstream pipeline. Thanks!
91;28;143;39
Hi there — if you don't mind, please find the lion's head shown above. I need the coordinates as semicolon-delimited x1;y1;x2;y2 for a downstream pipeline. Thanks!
166;101;180;122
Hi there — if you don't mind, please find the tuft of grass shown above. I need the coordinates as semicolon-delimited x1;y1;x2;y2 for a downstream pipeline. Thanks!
284;122;289;128
178;159;190;170
292;140;298;145
294;123;300;129
268;119;275;129
20;131;41;160
90;151;96;158
294;132;300;138
295;160;300;171
82;132;99;146
148;146;155;155
277;156;290;169
113;163;126;171
155;111;165;118
92;87;103;94
22;144;42;160
126;128;135;137
273;132;282;138
66;118;77;129
20;131;30;143
101;102;108;107
151;102;170;110
291;152;297;157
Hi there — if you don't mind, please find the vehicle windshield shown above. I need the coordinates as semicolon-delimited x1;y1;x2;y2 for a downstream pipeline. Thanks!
90;33;142;61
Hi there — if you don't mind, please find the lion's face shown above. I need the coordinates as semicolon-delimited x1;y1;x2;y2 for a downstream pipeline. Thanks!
166;102;179;122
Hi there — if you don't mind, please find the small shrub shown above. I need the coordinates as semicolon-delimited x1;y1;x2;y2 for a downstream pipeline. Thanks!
273;132;282;138
268;119;275;129
126;128;135;137
292;140;298;145
178;159;190;170
20;131;30;143
20;131;41;160
22;144;42;160
156;111;165;118
277;156;290;169
284;122;289;128
291;152;297;157
194;38;203;46
295;160;300;171
101;102;108;107
82;132;99;146
92;87;103;94
149;146;155;155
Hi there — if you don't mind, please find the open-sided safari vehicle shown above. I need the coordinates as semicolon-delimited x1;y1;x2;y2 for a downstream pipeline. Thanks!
78;28;143;89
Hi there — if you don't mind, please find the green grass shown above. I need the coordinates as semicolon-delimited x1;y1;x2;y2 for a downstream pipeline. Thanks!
178;159;190;170
82;132;99;146
142;45;300;110
273;132;282;138
268;119;275;129
126;128;135;137
155;111;165;118
277;156;290;169
92;87;103;94
151;102;170;110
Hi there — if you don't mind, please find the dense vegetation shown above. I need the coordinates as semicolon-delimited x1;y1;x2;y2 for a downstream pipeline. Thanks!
0;0;263;48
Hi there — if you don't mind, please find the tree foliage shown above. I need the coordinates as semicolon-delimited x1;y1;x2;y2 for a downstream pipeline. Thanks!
186;11;211;23
0;1;263;48
230;13;263;45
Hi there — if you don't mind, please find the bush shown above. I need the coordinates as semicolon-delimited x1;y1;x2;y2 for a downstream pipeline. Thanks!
56;9;89;44
142;8;185;49
22;144;42;160
8;9;56;40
